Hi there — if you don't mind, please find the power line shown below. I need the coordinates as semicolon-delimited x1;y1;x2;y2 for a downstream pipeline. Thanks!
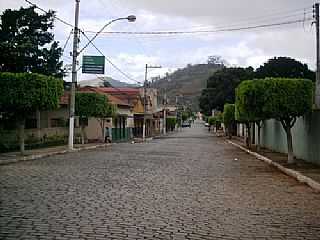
24;0;74;28
208;6;313;30
62;30;73;53
85;18;313;35
24;0;141;85
25;0;312;36
80;31;142;84
137;7;312;34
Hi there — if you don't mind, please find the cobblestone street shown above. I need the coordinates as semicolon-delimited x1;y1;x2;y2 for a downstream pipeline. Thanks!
1;124;320;239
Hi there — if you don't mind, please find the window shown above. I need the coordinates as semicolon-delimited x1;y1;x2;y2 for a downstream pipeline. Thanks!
51;118;67;128
79;117;88;127
25;118;37;129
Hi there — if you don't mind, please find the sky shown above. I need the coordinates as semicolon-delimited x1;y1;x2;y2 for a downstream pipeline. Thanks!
0;0;317;84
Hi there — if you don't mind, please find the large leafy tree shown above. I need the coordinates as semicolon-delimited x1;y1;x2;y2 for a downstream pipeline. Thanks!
0;6;63;77
0;73;64;154
236;78;313;163
75;92;114;144
235;80;268;150
199;67;254;114
223;104;235;139
255;57;315;81
262;78;313;164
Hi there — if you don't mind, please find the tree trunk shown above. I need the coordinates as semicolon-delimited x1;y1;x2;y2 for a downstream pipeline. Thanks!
98;119;105;143
36;109;41;141
17;119;25;155
245;123;251;148
285;126;295;164
101;120;105;143
81;125;85;145
256;122;261;152
228;124;232;139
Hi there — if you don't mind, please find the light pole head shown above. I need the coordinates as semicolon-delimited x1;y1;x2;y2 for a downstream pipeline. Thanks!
127;15;136;22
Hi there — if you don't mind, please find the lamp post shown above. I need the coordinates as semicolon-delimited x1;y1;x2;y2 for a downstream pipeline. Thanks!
163;76;171;135
68;0;136;150
143;64;162;141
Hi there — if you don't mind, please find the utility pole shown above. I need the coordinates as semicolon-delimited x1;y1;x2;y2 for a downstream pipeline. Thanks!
68;0;80;150
163;90;167;135
143;64;162;141
315;3;320;108
143;64;148;142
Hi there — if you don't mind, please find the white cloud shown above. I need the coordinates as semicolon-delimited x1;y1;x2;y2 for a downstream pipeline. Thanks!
1;0;317;83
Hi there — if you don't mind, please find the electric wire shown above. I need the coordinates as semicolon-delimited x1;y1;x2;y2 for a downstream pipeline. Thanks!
24;0;315;84
98;0;159;81
24;0;74;28
24;0;141;85
62;30;73;53
81;31;142;84
85;18;313;35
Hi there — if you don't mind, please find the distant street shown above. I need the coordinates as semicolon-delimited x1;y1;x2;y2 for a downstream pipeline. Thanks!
1;121;320;239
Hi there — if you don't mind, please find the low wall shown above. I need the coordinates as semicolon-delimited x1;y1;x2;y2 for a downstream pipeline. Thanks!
260;110;320;165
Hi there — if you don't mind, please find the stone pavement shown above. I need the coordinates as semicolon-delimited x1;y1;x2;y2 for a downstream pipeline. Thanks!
1;125;320;239
229;136;320;189
0;143;109;165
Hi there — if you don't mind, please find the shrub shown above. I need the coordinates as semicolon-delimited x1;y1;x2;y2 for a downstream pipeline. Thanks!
166;117;177;131
236;78;313;163
0;72;63;154
223;104;235;139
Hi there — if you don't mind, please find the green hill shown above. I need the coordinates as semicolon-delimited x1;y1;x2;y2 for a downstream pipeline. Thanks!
151;63;222;111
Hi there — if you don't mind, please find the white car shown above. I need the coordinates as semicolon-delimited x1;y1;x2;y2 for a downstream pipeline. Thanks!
205;123;209;127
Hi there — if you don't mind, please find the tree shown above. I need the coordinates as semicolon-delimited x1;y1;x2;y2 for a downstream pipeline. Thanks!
96;102;116;143
75;92;113;144
166;117;176;131
208;116;216;126
181;112;189;122
199;67;254;114
103;80;112;87
255;57;315;81
235;80;268;150
207;56;226;66
0;6;63;77
223;104;235;139
261;78;313;164
208;113;223;133
0;72;63;154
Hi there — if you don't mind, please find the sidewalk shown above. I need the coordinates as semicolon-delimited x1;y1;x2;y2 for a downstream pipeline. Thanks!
228;136;320;192
0;143;110;165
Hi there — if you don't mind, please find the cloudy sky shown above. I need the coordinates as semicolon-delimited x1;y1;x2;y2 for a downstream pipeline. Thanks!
0;0;317;83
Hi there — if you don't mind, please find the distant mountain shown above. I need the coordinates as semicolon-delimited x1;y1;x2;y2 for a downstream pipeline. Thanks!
79;76;139;88
151;63;223;111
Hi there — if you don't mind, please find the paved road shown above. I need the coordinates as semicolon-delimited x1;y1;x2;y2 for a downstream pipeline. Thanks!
1;124;320;239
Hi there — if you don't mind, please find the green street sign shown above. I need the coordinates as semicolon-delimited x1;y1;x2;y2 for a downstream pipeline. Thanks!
82;55;105;74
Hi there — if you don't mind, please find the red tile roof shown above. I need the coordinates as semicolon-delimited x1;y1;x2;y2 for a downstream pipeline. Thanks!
97;87;140;95
77;87;132;107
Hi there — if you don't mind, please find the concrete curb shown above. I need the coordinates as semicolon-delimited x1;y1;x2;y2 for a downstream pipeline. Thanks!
0;143;110;166
227;140;320;193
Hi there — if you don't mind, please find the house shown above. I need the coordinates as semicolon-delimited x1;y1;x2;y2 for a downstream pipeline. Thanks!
138;88;161;137
0;85;163;148
78;86;134;142
92;87;160;138
0;91;72;148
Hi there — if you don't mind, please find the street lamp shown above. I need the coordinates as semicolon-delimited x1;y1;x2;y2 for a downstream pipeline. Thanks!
79;15;136;54
163;77;171;135
143;64;162;141
127;15;137;22
68;0;136;150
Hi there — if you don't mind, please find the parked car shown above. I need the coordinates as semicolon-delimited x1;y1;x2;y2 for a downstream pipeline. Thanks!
182;121;191;128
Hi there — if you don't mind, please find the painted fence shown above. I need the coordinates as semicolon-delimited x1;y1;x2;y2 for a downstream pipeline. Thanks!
259;110;320;165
